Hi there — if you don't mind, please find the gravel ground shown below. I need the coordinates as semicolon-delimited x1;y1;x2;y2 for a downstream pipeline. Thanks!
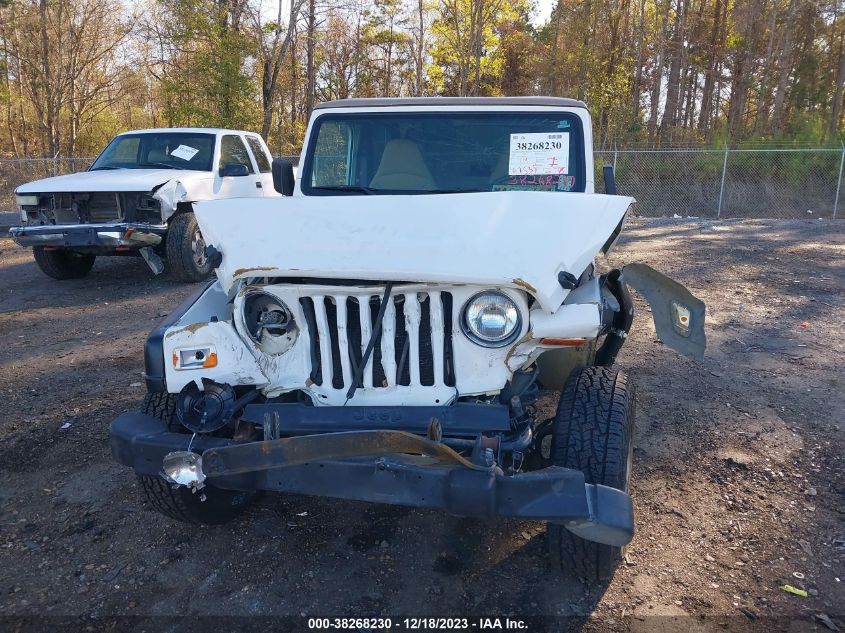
0;213;19;232
0;218;843;632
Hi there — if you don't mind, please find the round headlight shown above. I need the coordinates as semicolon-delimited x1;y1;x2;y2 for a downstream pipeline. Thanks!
462;291;521;347
241;291;297;355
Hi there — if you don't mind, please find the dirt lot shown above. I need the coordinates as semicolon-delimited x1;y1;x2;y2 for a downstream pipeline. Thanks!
0;218;843;632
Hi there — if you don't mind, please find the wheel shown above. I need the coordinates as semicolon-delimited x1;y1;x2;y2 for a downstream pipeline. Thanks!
136;390;257;525
32;247;95;279
547;366;635;582
165;211;212;282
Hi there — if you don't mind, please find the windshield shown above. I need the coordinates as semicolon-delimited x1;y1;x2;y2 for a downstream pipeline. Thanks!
301;111;585;195
90;132;215;171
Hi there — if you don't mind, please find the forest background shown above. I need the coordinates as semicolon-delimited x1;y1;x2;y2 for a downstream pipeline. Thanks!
1;0;844;158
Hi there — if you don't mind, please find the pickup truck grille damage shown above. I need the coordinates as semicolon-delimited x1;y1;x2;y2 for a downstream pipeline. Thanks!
20;192;161;225
87;192;121;223
299;290;456;392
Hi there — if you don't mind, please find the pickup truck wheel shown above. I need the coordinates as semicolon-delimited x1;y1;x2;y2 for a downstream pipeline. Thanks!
136;391;257;525
32;247;95;279
546;366;635;583
166;211;212;282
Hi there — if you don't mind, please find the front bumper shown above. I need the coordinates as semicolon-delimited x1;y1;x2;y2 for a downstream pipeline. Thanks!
9;222;167;249
110;412;634;547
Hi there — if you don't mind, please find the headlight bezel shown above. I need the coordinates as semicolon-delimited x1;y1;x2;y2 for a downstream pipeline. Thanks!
239;289;298;355
15;194;38;221
461;290;523;348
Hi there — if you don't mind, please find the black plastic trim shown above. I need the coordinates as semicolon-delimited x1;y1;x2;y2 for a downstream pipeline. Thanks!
595;270;634;366
109;411;634;546
240;402;511;437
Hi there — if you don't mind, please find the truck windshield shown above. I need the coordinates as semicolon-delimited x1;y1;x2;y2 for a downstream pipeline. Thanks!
301;111;585;195
90;132;215;171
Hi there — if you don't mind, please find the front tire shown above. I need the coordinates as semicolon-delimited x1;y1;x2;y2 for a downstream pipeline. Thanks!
165;211;212;282
547;366;635;582
33;247;95;279
137;391;257;525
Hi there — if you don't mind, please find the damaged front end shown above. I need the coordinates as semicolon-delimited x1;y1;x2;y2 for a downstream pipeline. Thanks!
10;179;188;271
111;190;705;548
111;409;634;547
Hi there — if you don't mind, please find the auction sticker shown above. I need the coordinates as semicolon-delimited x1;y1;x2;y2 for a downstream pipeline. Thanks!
170;144;199;161
508;132;569;176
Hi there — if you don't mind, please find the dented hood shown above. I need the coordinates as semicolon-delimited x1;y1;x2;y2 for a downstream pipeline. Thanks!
194;191;634;313
15;168;209;193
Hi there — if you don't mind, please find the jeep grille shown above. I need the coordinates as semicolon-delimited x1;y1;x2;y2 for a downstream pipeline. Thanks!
299;290;456;391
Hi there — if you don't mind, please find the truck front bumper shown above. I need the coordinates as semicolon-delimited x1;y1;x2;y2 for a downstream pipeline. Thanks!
110;412;634;547
9;223;167;249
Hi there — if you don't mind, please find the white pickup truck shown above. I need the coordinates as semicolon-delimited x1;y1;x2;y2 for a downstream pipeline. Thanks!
9;128;278;281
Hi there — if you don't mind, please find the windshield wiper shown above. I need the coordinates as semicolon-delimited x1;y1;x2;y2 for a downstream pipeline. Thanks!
312;185;485;195
90;166;123;171
312;185;376;194
139;162;178;170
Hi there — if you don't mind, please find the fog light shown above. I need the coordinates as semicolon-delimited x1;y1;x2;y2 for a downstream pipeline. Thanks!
162;451;206;488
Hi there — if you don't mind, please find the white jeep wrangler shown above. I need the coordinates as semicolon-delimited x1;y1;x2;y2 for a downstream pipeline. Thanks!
111;97;705;581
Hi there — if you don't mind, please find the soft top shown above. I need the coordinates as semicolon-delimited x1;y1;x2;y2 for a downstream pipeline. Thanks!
314;96;588;110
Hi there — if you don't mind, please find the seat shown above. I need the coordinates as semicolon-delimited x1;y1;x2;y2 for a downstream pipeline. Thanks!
146;147;170;163
369;139;437;190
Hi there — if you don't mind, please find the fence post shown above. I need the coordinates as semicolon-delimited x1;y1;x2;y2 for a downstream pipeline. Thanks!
834;142;844;220
613;145;618;172
717;145;729;218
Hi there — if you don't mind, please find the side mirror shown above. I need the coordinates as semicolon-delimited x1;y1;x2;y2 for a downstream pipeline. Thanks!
603;165;618;195
220;163;250;177
272;159;295;196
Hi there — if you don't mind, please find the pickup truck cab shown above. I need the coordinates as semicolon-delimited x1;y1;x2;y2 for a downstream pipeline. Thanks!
10;128;277;281
110;98;706;581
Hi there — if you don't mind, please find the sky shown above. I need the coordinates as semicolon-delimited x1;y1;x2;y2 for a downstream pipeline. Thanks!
532;0;555;25
255;0;558;28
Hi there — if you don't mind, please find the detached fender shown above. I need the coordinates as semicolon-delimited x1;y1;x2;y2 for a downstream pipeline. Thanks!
151;179;188;221
621;263;706;361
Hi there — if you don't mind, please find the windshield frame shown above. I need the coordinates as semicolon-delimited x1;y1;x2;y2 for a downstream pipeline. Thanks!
300;109;587;196
89;132;217;172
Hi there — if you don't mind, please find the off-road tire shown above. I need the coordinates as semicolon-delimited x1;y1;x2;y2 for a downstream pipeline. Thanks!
136;390;257;525
165;211;212;282
32;247;95;280
547;366;635;583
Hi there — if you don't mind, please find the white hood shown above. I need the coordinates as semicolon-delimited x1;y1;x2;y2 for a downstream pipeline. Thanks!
194;191;634;313
15;168;209;193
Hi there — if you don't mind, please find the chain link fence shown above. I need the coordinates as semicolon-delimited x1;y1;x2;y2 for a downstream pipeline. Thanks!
595;147;845;219
0;157;94;210
2;149;844;219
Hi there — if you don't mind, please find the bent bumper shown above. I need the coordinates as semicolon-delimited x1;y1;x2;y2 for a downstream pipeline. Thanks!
9;223;167;249
110;412;634;547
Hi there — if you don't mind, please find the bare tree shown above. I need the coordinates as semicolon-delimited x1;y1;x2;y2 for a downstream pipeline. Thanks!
251;0;307;139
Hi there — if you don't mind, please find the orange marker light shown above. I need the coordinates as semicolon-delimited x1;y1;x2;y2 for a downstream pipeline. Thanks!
172;352;179;367
540;338;586;346
202;352;218;368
